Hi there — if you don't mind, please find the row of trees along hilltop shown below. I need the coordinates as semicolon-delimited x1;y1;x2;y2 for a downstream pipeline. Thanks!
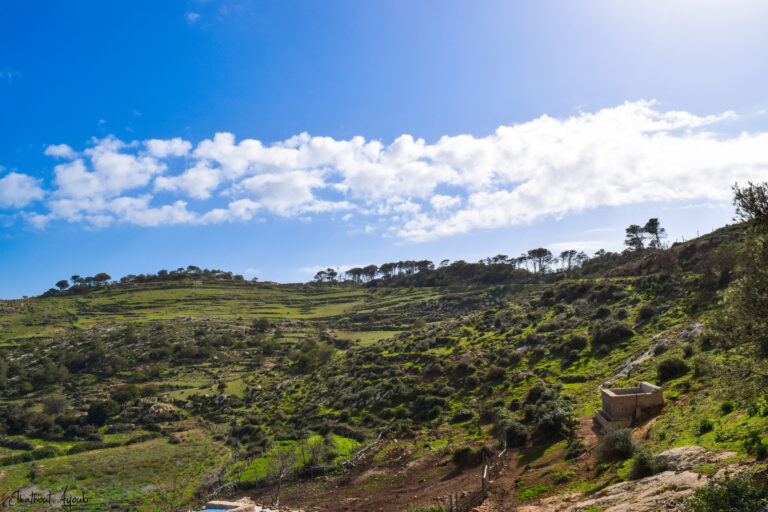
313;218;668;284
42;218;669;292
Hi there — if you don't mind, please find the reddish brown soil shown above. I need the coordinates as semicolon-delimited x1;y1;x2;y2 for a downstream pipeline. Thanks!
231;415;610;512
234;439;494;511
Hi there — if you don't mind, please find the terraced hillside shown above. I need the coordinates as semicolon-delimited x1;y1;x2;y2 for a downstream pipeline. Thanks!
0;223;766;511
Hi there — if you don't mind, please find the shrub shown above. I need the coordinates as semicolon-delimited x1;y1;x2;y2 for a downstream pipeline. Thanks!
636;304;656;321
251;318;271;332
462;375;480;389
684;472;768;512
552;470;574;484
720;401;734;415
565;438;584;460
697;418;714;435
590;321;634;350
743;430;768;459
1;437;35;450
531;346;547;360
629;447;668;480
524;382;556;405
534;399;574;439
595;428;635;463
0;446;61;466
657;357;690;382
568;335;588;351
502;419;529;448
691;354;711;377
562;349;581;366
485;365;506;381
451;445;492;468
42;394;68;416
110;384;140;404
521;383;575;439
422;362;443;376
453;361;476;377
450;407;475;424
87;400;120;426
593;306;611;319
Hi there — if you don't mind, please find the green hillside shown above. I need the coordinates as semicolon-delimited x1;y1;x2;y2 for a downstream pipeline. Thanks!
0;220;765;511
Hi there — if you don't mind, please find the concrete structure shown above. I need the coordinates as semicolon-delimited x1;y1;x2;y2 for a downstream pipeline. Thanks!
595;382;663;431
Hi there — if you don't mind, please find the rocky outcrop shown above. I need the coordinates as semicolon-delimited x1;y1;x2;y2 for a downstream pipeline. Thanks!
656;445;737;472
570;470;707;512
513;446;748;512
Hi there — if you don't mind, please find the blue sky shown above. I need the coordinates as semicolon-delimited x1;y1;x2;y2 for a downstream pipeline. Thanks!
2;0;768;298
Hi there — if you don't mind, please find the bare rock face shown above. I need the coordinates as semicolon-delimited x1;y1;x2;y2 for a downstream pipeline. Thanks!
511;446;746;512
572;470;707;512
514;472;707;512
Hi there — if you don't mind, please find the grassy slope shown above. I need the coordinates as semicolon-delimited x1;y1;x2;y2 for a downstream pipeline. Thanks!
0;224;764;510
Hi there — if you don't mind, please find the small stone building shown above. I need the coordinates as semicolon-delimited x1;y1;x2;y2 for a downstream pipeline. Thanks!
595;382;664;431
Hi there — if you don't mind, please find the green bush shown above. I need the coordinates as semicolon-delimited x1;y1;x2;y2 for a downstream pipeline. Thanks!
743;430;768;459
568;335;588;351
453;361;476;377
520;383;575;439
485;365;506;381
462;375;480;389
534;399;574;439
0;445;61;466
87;399;120;426
565;438;584;460
657;357;690;382
590;321;634;351
450;407;475;423
636;303;657;321
502;418;529;448
451;445;493;468
720;401;734;415
629;447;667;480
1;437;35;450
683;472;768;512
697;418;714;435
593;306;611;319
110;384;141;404
596;428;635;463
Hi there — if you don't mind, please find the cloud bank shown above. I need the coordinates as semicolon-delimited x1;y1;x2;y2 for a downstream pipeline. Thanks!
2;100;767;241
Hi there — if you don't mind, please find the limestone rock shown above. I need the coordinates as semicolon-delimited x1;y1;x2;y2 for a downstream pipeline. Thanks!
656;445;737;471
572;470;706;512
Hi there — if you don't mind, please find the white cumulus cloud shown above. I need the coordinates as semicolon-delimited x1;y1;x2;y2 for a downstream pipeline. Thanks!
44;144;78;159
0;172;45;208
145;137;192;158
13;100;768;235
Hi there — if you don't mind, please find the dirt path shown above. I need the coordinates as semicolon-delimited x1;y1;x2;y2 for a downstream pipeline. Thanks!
577;416;599;451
